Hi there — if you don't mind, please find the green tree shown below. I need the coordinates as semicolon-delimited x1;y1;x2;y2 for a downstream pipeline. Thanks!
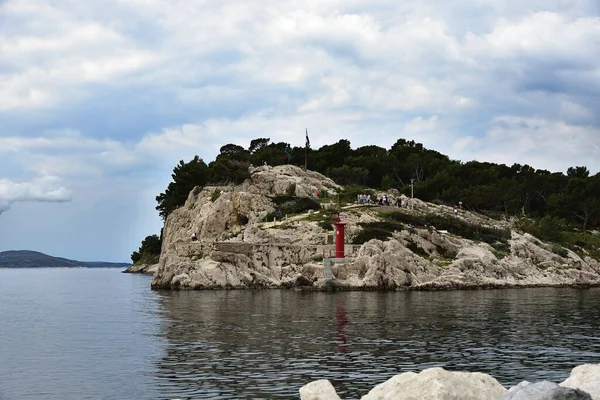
156;156;209;220
326;165;369;186
217;143;250;162
208;158;251;184
131;234;162;264
250;141;289;166
249;138;270;154
313;139;352;173
549;171;600;231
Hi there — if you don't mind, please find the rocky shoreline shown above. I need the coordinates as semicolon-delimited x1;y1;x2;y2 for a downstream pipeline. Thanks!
131;165;600;291
300;364;600;399
122;263;158;274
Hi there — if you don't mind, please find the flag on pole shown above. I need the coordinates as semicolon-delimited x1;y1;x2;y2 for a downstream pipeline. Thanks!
305;128;310;148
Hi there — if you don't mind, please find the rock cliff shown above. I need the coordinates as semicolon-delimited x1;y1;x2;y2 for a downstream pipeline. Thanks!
150;165;600;290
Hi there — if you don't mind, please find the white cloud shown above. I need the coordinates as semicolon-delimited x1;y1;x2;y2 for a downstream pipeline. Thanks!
1;0;600;260
465;12;600;62
0;1;158;111
0;176;72;214
450;116;600;172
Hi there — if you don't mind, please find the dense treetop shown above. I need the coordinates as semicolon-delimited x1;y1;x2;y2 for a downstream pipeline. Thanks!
131;137;599;263
154;137;599;231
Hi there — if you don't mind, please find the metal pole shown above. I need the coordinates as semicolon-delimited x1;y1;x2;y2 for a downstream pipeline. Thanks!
304;146;307;171
410;179;414;209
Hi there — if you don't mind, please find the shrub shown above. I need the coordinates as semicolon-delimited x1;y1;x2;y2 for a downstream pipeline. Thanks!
562;232;600;261
211;189;221;202
352;227;394;244
338;185;376;204
423;214;510;245
270;195;321;215
406;238;429;258
384;210;424;226
286;182;296;196
551;245;568;258
352;221;404;244
381;210;511;245
381;211;510;244
437;245;458;259
318;219;334;231
516;216;566;243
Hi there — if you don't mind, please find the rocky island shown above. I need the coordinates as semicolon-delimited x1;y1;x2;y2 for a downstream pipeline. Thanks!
127;164;600;290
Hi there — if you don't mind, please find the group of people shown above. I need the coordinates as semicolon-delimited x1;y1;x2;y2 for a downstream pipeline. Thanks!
357;194;372;204
378;195;391;206
358;194;404;208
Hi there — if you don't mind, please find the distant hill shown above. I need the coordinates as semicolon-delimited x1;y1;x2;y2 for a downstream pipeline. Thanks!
0;250;130;269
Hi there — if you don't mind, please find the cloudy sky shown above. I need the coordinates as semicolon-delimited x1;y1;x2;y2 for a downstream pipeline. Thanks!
1;0;599;262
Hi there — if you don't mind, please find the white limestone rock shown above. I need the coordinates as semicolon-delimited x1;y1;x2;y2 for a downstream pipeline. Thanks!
502;381;592;399
360;367;506;400
561;364;600;400
151;165;600;290
299;379;341;400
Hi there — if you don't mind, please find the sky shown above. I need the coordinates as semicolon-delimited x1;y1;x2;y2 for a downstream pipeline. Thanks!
1;0;599;262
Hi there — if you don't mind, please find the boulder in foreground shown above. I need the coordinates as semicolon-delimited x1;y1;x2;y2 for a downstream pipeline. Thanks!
561;364;600;400
299;364;600;400
502;381;591;400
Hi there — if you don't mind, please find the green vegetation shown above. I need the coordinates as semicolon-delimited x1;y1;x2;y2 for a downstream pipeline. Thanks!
139;136;598;262
131;234;162;265
382;210;511;246
352;221;404;244
405;238;429;258
265;195;321;221
298;206;339;231
516;217;600;260
155;156;209;220
154;138;599;229
337;185;377;204
211;189;221;202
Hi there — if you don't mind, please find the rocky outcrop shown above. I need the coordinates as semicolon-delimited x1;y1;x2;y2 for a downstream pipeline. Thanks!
298;364;599;399
122;263;159;274
150;165;600;290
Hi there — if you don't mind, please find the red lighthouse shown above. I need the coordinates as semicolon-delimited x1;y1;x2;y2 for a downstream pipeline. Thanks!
334;214;346;258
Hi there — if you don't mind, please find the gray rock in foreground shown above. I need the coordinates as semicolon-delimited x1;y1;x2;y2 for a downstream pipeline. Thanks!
561;364;600;399
502;381;591;400
298;364;600;400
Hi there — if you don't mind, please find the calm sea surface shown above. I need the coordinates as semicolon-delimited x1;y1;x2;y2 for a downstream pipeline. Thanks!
0;268;599;399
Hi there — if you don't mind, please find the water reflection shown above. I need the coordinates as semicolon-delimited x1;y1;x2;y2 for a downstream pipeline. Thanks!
335;299;349;353
152;288;600;399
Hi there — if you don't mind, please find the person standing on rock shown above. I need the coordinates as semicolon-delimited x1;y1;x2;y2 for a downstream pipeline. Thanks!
191;232;197;241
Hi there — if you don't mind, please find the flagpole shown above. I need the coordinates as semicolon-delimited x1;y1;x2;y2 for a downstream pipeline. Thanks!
304;128;308;171
304;145;307;171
